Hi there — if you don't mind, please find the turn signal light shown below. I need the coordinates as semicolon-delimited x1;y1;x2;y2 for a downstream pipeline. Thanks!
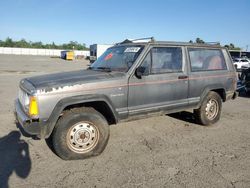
29;96;39;117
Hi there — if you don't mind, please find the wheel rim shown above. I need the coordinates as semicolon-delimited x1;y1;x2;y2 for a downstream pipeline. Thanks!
66;121;99;153
205;99;219;120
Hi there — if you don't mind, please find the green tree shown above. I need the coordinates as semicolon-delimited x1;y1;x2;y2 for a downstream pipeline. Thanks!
16;39;30;48
5;37;14;47
224;43;241;50
32;41;44;49
0;37;90;50
51;42;57;49
195;37;205;44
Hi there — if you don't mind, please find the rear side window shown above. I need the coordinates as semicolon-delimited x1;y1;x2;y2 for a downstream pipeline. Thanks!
188;48;227;71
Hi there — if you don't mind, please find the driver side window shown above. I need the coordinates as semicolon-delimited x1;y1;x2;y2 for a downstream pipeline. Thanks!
139;47;183;75
140;51;151;74
151;47;182;74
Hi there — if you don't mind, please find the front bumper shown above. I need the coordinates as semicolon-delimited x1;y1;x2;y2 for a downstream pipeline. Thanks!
15;99;45;138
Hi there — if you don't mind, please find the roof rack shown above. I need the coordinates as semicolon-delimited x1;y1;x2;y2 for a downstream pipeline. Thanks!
204;42;221;46
115;38;221;47
130;37;155;43
117;37;155;45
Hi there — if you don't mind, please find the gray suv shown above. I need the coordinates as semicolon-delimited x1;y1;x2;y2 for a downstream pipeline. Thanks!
15;38;238;160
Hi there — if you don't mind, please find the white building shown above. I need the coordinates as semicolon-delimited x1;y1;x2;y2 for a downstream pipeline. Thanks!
0;47;90;57
90;44;113;58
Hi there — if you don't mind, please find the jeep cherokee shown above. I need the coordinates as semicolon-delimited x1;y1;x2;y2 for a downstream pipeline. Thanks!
15;38;238;160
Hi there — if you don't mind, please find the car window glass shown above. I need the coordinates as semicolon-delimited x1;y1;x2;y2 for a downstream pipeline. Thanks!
140;52;151;74
91;45;144;72
151;47;182;74
188;48;227;71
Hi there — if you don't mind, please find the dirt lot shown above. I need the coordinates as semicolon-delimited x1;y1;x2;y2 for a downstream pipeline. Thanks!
0;54;250;188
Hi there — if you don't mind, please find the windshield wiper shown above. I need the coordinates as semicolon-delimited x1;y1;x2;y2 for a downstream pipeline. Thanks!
95;67;112;72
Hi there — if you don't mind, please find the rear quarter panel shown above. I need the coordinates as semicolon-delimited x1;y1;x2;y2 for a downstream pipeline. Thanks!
187;47;237;107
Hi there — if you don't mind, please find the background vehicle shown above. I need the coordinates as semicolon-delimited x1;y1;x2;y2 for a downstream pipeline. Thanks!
89;44;113;63
15;38;238;160
233;58;250;69
240;67;250;94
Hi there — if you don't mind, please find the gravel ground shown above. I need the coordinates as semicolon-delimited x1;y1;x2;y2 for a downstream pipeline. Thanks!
0;55;250;188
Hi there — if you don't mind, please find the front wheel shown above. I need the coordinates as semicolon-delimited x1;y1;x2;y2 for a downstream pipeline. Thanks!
50;107;109;160
194;91;222;125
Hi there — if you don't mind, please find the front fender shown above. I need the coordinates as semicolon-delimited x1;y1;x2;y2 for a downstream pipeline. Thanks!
43;94;118;138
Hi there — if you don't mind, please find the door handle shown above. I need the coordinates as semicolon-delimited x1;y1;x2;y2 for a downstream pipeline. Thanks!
178;75;188;79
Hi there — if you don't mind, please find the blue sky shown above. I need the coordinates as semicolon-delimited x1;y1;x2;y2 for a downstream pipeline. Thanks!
0;0;250;49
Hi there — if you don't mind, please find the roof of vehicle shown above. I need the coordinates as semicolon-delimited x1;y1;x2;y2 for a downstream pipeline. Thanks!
234;58;250;60
115;37;223;48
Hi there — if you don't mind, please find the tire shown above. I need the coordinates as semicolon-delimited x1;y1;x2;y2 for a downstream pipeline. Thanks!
50;107;109;160
194;91;222;125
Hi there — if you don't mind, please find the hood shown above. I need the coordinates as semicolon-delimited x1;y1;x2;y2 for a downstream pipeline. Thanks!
25;69;125;89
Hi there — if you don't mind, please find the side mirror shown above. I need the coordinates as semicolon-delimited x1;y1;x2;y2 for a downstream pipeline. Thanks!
135;67;149;78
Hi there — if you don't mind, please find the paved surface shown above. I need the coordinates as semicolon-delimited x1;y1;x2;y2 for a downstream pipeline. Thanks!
0;55;250;188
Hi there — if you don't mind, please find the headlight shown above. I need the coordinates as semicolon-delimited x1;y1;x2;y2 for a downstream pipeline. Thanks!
18;88;39;118
18;88;30;111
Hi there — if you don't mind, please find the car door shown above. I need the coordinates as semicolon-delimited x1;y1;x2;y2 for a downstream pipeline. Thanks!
128;46;189;115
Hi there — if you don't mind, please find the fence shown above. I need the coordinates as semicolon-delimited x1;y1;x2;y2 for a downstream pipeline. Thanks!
0;47;90;57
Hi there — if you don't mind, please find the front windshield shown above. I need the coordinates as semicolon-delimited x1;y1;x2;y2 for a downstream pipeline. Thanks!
90;45;144;72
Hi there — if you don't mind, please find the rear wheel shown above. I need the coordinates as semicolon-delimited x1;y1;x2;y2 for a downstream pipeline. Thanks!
50;107;109;160
194;91;222;125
